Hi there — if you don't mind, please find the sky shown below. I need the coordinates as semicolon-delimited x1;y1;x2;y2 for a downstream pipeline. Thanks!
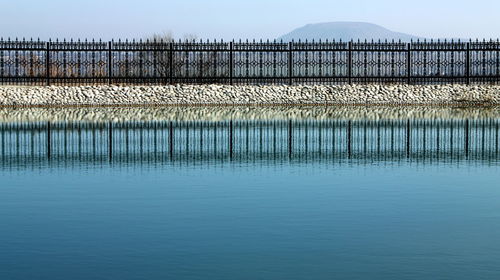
1;0;499;40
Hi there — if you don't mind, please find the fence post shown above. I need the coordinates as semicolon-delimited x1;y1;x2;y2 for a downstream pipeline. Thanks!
46;41;50;86
108;41;112;85
466;42;471;85
229;41;233;85
288;41;293;85
169;41;174;85
348;41;353;85
407;42;411;84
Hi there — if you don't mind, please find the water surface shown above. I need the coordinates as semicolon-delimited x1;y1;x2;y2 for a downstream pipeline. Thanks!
1;106;500;280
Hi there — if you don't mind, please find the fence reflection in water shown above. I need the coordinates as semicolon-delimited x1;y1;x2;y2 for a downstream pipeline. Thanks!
0;119;499;168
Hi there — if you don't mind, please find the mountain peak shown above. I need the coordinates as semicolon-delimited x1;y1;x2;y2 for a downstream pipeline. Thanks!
279;22;421;42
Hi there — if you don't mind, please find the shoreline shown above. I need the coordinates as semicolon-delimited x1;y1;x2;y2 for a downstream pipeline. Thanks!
1;84;499;106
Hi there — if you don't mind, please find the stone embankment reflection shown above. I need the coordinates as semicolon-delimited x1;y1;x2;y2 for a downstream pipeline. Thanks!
0;105;500;123
1;84;499;106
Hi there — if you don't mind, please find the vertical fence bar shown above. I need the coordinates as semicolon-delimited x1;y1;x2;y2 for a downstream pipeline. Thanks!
229;41;234;85
288;41;293;85
466;42;471;85
348;41;353;85
0;44;3;85
108;41;112;85
46;41;50;86
169;41;174;85
407;42;412;84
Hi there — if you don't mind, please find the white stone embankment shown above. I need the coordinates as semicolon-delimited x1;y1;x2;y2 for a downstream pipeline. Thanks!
0;84;499;106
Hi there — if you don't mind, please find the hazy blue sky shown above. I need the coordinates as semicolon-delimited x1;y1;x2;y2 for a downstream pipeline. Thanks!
2;0;499;40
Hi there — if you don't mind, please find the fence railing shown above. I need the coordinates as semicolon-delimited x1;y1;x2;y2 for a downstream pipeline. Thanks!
1;38;500;85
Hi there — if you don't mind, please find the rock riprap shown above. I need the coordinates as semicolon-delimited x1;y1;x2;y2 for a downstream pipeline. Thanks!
0;84;499;105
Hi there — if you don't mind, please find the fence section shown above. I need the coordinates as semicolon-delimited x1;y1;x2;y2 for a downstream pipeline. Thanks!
1;38;500;85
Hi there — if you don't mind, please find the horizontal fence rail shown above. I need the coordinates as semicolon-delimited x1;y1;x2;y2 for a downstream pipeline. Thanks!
0;119;499;168
1;38;500;85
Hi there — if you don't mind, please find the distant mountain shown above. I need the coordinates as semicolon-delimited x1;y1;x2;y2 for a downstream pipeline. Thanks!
279;22;422;42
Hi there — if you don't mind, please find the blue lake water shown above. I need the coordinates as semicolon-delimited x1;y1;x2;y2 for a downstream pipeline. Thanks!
1;108;500;279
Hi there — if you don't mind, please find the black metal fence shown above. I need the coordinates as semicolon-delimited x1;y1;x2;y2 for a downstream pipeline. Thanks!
1;38;500;85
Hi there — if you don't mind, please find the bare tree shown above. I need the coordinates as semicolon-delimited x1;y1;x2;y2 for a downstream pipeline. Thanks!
149;31;174;43
146;32;225;84
142;31;174;79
